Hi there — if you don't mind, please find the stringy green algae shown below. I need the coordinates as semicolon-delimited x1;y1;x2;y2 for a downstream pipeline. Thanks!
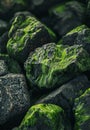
19;104;64;130
25;43;90;89
74;88;90;130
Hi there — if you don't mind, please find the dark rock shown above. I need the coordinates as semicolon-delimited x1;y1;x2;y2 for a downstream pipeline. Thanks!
0;54;22;74
0;0;27;20
28;0;66;16
7;13;56;63
0;32;8;53
61;25;90;54
73;88;90;130
36;75;90;108
13;104;71;130
0;60;8;76
48;1;85;37
0;73;30;128
0;20;8;36
25;43;90;90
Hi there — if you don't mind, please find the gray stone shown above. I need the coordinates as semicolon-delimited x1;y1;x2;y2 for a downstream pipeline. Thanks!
0;74;30;126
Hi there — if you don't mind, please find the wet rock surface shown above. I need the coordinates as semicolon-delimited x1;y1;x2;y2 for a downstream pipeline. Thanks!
0;0;90;130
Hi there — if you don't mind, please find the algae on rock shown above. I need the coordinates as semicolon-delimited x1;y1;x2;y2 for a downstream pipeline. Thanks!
7;13;56;63
25;43;90;90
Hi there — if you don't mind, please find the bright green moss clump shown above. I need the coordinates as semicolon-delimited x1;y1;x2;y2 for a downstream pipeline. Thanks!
7;13;56;63
18;104;66;130
25;43;90;90
74;88;90;130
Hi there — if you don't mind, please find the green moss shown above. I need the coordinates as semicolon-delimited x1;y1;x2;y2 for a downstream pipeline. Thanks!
49;3;66;15
19;104;64;130
25;43;90;89
74;88;90;130
7;14;55;63
67;25;87;35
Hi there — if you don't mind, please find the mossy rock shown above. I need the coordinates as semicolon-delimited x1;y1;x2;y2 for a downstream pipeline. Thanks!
48;1;85;37
0;0;27;18
74;88;90;130
7;13;56;63
61;25;90;53
25;43;90;90
0;54;21;73
15;104;70;130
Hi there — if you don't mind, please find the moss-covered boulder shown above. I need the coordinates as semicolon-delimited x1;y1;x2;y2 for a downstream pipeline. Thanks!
0;54;21;73
25;43;90;90
60;25;90;53
14;104;70;130
7;13;56;63
74;88;90;130
47;1;85;37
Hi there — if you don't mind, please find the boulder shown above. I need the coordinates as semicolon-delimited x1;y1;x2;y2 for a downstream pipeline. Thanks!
13;104;71;130
73;88;90;130
25;43;90;90
7;13;56;63
0;74;30;128
48;1;85;37
61;25;90;53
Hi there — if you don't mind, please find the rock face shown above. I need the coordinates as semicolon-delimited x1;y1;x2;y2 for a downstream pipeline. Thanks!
74;88;90;130
7;13;56;63
13;104;71;130
61;25;90;53
25;43;90;90
0;74;30;127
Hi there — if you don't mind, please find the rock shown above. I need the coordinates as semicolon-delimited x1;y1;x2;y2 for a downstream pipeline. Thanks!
0;20;7;36
36;75;90;124
7;13;56;63
36;75;90;109
0;60;8;76
28;0;65;16
25;43;90;90
73;88;90;130
0;0;27;19
0;54;21;74
13;104;71;130
0;32;8;53
61;25;90;53
48;1;85;37
0;74;30;128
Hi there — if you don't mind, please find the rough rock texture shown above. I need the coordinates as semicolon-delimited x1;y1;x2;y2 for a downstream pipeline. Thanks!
0;54;21;74
0;32;8;53
25;43;90;90
13;104;71;130
44;1;85;37
7;13;56;63
74;88;90;130
36;75;90;112
61;25;90;53
0;74;30;127
0;60;8;76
